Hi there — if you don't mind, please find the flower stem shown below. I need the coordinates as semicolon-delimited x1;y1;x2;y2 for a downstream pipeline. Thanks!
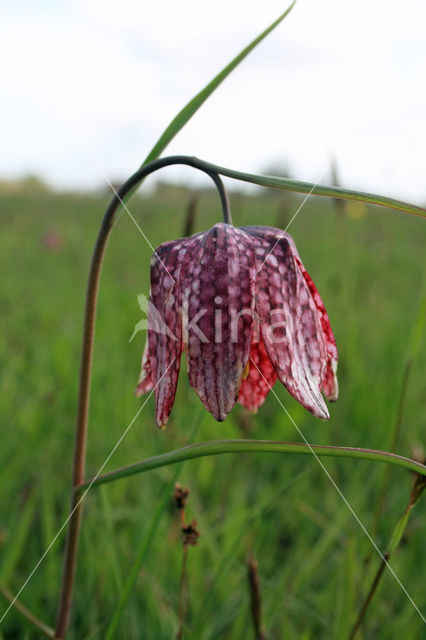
76;440;425;494
53;157;233;639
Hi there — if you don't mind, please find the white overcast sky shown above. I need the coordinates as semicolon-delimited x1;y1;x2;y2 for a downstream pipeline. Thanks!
1;0;425;202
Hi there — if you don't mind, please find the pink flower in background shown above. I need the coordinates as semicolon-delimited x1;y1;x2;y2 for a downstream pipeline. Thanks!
42;230;63;252
136;223;338;428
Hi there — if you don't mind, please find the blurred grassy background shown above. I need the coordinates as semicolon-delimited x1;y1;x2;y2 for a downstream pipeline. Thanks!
0;182;424;639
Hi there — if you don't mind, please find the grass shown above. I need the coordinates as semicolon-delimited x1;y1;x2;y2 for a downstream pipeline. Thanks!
0;183;424;639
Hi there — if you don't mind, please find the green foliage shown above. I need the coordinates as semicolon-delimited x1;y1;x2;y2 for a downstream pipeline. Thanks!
0;188;424;638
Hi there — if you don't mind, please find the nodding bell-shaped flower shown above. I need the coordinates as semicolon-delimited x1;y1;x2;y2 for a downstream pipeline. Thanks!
136;224;338;428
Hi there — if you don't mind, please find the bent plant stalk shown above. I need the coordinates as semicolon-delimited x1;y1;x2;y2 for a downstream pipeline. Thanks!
76;440;426;493
53;156;426;638
53;158;231;639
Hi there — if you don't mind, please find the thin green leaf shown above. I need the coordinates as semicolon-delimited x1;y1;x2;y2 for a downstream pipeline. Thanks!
198;159;426;218
77;440;426;493
142;3;296;166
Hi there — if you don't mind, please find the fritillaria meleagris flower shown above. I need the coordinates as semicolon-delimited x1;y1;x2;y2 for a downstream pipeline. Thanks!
136;224;338;428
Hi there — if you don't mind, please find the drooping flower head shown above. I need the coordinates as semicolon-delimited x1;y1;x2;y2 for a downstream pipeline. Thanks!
136;224;338;428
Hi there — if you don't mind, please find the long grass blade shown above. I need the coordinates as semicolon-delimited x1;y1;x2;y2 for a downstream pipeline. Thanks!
77;440;426;493
198;160;426;218
142;3;296;166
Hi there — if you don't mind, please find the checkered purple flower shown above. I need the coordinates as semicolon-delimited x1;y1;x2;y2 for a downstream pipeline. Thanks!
136;223;338;428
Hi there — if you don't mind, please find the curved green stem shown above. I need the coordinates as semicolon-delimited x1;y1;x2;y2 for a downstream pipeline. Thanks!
53;157;232;639
198;159;426;218
76;440;425;493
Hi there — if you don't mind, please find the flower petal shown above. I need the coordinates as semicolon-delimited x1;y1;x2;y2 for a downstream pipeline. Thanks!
255;226;338;400
238;333;278;411
135;338;154;396
243;228;329;420
294;256;338;401
180;223;256;421
147;237;200;427
321;359;339;402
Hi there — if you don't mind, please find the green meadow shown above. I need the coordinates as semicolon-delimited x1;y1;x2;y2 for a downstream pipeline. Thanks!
0;183;424;639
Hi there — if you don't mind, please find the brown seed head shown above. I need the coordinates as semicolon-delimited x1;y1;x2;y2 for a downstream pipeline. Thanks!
173;483;189;510
182;520;200;547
